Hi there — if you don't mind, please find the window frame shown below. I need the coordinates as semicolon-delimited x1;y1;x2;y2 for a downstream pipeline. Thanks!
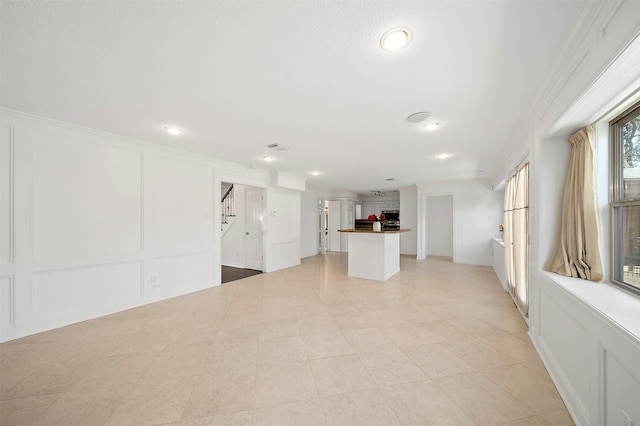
610;101;640;295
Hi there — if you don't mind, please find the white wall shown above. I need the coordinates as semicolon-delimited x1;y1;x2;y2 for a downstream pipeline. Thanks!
427;195;453;256
399;185;417;255
492;3;640;424
265;187;300;272
492;239;507;291
0;109;304;342
338;198;355;252
417;179;503;266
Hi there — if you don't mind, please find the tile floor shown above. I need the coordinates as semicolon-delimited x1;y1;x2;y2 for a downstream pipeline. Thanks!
0;254;574;425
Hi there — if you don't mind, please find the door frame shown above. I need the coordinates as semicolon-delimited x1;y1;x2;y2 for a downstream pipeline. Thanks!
418;192;456;262
327;200;341;252
245;187;265;271
214;172;267;285
426;194;454;258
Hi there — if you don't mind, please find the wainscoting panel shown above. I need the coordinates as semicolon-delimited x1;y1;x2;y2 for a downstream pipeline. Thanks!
32;261;142;326
268;239;297;272
1;125;13;267
151;252;214;299
265;188;301;273
32;133;143;262
152;155;213;250
0;276;14;330
532;271;640;425
604;348;640;425
538;288;591;416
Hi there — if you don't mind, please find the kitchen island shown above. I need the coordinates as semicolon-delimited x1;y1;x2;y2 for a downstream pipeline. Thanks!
338;229;410;281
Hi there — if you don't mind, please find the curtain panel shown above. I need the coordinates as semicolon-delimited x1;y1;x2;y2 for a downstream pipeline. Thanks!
504;177;516;296
551;126;604;281
504;164;529;316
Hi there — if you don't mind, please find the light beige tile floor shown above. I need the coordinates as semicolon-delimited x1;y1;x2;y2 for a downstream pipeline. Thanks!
0;254;574;425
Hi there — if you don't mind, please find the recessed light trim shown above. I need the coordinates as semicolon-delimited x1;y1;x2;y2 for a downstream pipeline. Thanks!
436;153;449;159
163;126;182;135
380;27;412;51
311;171;321;176
424;122;440;131
260;156;274;162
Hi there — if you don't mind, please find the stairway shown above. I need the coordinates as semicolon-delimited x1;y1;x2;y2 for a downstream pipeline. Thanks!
221;184;236;236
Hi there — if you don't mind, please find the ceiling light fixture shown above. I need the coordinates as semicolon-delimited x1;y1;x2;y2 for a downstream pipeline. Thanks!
311;171;321;176
436;153;449;159
380;27;411;51
424;122;440;131
407;112;431;123
163;126;182;135
261;156;273;162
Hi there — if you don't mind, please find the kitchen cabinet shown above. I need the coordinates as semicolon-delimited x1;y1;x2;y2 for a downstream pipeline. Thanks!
362;200;400;217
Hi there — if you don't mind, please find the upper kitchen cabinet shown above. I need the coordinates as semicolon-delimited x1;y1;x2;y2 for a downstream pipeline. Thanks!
362;200;400;217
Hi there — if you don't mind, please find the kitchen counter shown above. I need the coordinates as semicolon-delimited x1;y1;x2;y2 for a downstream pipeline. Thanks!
338;228;411;281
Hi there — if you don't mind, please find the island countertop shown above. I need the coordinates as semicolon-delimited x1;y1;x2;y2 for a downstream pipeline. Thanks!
338;229;410;234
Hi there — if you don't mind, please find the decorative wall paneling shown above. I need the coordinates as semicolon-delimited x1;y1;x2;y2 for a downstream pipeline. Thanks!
0;110;303;342
492;238;507;291
265;188;300;273
532;272;640;425
0;125;15;338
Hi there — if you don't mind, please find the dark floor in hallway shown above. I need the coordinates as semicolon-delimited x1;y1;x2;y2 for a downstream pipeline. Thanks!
221;265;262;283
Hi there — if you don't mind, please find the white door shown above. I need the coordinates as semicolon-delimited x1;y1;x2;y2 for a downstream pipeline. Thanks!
245;188;263;270
328;200;341;252
427;195;454;257
318;199;327;254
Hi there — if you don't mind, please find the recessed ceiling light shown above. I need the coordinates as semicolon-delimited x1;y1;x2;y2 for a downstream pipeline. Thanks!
380;27;411;51
311;171;321;176
436;153;449;159
163;126;182;135
424;122;440;131
260;156;273;162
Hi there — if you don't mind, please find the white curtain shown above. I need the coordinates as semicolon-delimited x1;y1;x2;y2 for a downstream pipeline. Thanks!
504;177;515;295
504;163;529;316
551;126;604;281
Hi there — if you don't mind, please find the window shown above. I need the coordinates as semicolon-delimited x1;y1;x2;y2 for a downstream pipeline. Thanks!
611;101;640;294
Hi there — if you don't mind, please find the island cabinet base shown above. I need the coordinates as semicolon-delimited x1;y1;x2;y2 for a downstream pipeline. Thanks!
347;232;400;281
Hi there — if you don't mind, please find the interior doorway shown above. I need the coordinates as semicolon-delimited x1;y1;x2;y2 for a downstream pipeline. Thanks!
328;200;341;252
318;199;328;254
220;182;264;283
245;187;263;271
427;194;454;259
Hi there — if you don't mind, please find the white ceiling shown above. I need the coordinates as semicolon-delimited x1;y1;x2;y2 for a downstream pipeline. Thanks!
1;1;585;193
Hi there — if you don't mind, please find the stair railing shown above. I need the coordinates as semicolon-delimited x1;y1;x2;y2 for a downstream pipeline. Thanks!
221;184;235;224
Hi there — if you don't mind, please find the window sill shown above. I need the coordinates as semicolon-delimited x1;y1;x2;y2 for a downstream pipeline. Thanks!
541;271;640;340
